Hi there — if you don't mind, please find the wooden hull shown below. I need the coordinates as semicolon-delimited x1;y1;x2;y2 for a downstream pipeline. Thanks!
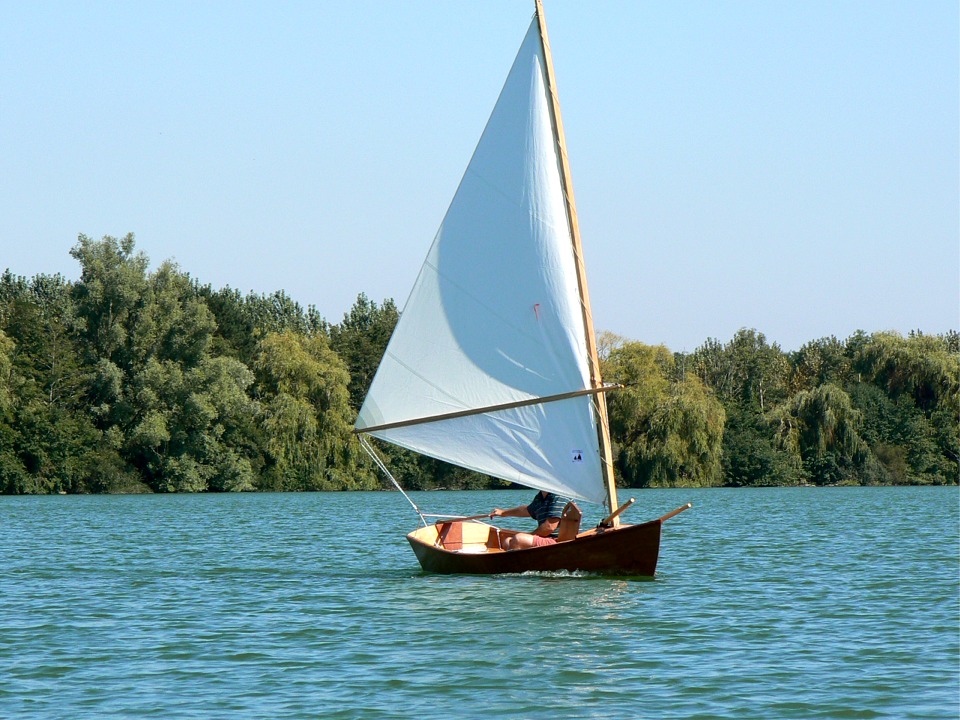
406;518;662;577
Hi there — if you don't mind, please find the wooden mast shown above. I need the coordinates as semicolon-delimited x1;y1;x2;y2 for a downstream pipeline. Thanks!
534;0;620;524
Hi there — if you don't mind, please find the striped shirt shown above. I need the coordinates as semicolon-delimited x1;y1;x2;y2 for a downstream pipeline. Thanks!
526;492;568;538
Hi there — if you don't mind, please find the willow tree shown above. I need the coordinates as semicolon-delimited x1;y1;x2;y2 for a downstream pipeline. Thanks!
604;342;725;488
855;331;959;415
254;330;375;490
768;383;867;485
851;332;959;483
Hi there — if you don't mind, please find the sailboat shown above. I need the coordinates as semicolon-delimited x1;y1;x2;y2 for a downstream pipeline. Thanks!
355;0;691;576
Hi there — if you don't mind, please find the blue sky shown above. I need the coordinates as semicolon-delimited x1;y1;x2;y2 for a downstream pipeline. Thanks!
2;0;957;352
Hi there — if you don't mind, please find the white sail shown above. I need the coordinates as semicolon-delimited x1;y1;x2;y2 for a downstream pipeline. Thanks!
356;17;606;505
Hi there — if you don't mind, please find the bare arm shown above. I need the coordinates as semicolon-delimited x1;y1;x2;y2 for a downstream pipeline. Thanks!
490;504;531;519
532;517;560;537
491;505;560;537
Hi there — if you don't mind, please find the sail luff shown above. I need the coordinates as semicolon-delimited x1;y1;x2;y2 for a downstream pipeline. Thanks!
533;0;620;522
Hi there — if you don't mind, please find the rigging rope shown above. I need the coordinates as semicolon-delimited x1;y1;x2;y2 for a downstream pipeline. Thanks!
358;435;428;527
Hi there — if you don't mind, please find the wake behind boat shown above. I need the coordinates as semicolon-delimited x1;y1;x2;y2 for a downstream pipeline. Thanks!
355;0;691;576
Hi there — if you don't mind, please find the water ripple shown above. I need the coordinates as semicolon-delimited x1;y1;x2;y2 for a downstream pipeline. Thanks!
0;488;957;719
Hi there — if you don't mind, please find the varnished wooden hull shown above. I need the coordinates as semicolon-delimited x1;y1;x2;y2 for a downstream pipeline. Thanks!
406;518;662;577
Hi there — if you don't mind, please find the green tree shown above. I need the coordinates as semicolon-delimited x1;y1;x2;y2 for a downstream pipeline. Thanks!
70;233;149;369
200;286;259;363
200;285;327;366
721;403;806;486
768;383;867;485
0;273;116;493
0;329;12;413
125;356;259;491
596;330;627;361
855;331;959;414
605;342;725;487
1;274;86;407
254;331;374;490
329;293;399;411
0;329;28;492
133;262;216;368
68;235;264;492
690;329;790;412
119;263;255;492
849;382;952;484
853;331;959;483
790;335;852;394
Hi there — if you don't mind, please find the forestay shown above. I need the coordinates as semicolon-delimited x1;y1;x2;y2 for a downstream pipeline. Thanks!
355;17;606;505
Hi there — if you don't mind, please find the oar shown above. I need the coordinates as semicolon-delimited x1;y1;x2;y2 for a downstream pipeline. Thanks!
658;503;693;523
434;513;493;525
599;497;635;528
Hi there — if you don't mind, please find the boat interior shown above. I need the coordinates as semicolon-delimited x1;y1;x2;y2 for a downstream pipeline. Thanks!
409;510;593;554
409;521;511;554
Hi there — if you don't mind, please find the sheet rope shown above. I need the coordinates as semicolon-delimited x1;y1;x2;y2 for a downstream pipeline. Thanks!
358;435;428;527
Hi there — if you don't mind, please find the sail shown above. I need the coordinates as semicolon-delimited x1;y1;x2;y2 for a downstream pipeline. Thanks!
355;17;606;505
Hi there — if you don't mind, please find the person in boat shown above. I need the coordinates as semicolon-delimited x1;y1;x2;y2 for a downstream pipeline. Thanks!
490;491;568;550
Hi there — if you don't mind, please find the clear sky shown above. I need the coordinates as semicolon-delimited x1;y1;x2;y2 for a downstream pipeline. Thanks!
2;0;957;352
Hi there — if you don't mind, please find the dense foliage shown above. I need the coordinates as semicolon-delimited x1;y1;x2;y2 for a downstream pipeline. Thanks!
601;328;958;487
1;236;956;493
0;235;375;494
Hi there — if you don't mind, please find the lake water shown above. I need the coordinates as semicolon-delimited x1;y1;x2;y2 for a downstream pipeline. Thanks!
2;487;957;719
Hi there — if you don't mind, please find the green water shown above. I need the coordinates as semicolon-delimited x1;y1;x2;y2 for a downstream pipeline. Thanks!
2;487;957;719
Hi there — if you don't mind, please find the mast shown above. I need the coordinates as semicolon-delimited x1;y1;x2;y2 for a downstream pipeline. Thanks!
534;0;620;524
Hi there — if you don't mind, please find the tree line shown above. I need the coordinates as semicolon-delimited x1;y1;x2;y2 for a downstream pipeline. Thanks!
1;235;956;494
601;327;957;487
